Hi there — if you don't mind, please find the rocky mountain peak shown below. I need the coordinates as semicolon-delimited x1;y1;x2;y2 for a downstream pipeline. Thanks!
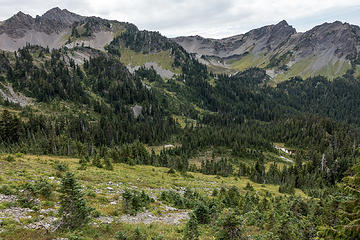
273;20;295;32
295;21;360;58
0;7;86;38
276;20;289;26
7;11;34;25
41;7;85;26
0;11;35;37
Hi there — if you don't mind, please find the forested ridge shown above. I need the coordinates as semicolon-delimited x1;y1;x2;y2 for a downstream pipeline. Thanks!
1;24;360;239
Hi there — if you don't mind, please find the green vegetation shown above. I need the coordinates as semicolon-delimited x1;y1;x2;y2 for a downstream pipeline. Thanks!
120;47;180;74
0;21;360;239
122;189;153;215
228;53;269;71
275;56;352;82
57;172;93;230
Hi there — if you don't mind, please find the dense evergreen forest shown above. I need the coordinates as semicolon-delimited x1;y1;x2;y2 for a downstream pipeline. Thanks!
1;30;360;239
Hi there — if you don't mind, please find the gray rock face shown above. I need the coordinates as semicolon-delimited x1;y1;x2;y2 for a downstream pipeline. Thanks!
41;7;85;27
173;21;296;58
0;7;85;51
294;21;360;58
132;105;143;119
0;12;35;38
174;20;360;77
0;8;84;38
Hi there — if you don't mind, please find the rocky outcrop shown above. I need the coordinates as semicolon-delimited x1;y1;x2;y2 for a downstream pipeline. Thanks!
173;20;296;58
0;7;85;51
0;7;84;38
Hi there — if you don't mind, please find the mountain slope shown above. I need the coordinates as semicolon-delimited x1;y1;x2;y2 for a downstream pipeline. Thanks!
0;8;84;51
0;7;128;52
174;21;360;81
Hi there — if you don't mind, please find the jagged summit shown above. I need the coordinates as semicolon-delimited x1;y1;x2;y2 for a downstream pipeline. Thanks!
41;7;85;26
43;7;63;15
7;11;34;24
277;20;290;26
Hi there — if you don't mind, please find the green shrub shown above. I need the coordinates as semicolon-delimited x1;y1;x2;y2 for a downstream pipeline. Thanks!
244;182;254;191
160;188;201;209
122;189;153;215
34;177;53;199
86;190;97;198
167;168;176;174
15;152;24;158
54;162;69;172
183;213;199;240
279;183;295;195
0;184;15;195
193;203;210;224
216;209;245;240
17;183;38;209
91;210;101;218
78;156;87;170
131;228;146;240
115;231;128;240
104;156;114;170
92;155;103;168
4;155;15;162
212;188;219;197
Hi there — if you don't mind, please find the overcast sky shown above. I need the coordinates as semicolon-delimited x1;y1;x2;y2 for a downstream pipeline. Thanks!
1;0;360;38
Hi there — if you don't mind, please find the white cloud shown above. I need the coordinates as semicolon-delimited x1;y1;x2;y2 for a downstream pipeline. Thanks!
0;0;359;38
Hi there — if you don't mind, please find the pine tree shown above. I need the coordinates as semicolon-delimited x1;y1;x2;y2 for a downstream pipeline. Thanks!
193;202;210;224
104;156;114;170
78;156;87;170
0;110;22;143
338;163;360;239
57;172;93;230
216;209;245;240
92;155;103;168
183;213;199;240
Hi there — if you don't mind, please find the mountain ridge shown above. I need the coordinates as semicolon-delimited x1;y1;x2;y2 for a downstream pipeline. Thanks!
1;7;360;81
174;20;360;80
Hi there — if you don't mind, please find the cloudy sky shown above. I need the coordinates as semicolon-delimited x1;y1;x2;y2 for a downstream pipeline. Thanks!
1;0;360;38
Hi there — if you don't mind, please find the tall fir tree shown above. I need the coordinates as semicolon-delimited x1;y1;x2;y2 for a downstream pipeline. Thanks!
58;172;93;230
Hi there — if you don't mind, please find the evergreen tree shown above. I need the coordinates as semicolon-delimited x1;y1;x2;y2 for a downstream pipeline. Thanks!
104;156;114;170
78;156;87;170
193;202;210;224
0;110;22;143
216;209;245;240
92;155;103;168
183;213;199;240
57;172;93;230
321;163;360;239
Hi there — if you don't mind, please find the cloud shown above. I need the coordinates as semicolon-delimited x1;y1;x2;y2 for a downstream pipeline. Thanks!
0;0;359;38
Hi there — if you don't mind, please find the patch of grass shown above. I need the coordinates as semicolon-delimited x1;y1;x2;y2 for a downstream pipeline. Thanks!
228;53;269;71
120;47;181;74
274;57;352;83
